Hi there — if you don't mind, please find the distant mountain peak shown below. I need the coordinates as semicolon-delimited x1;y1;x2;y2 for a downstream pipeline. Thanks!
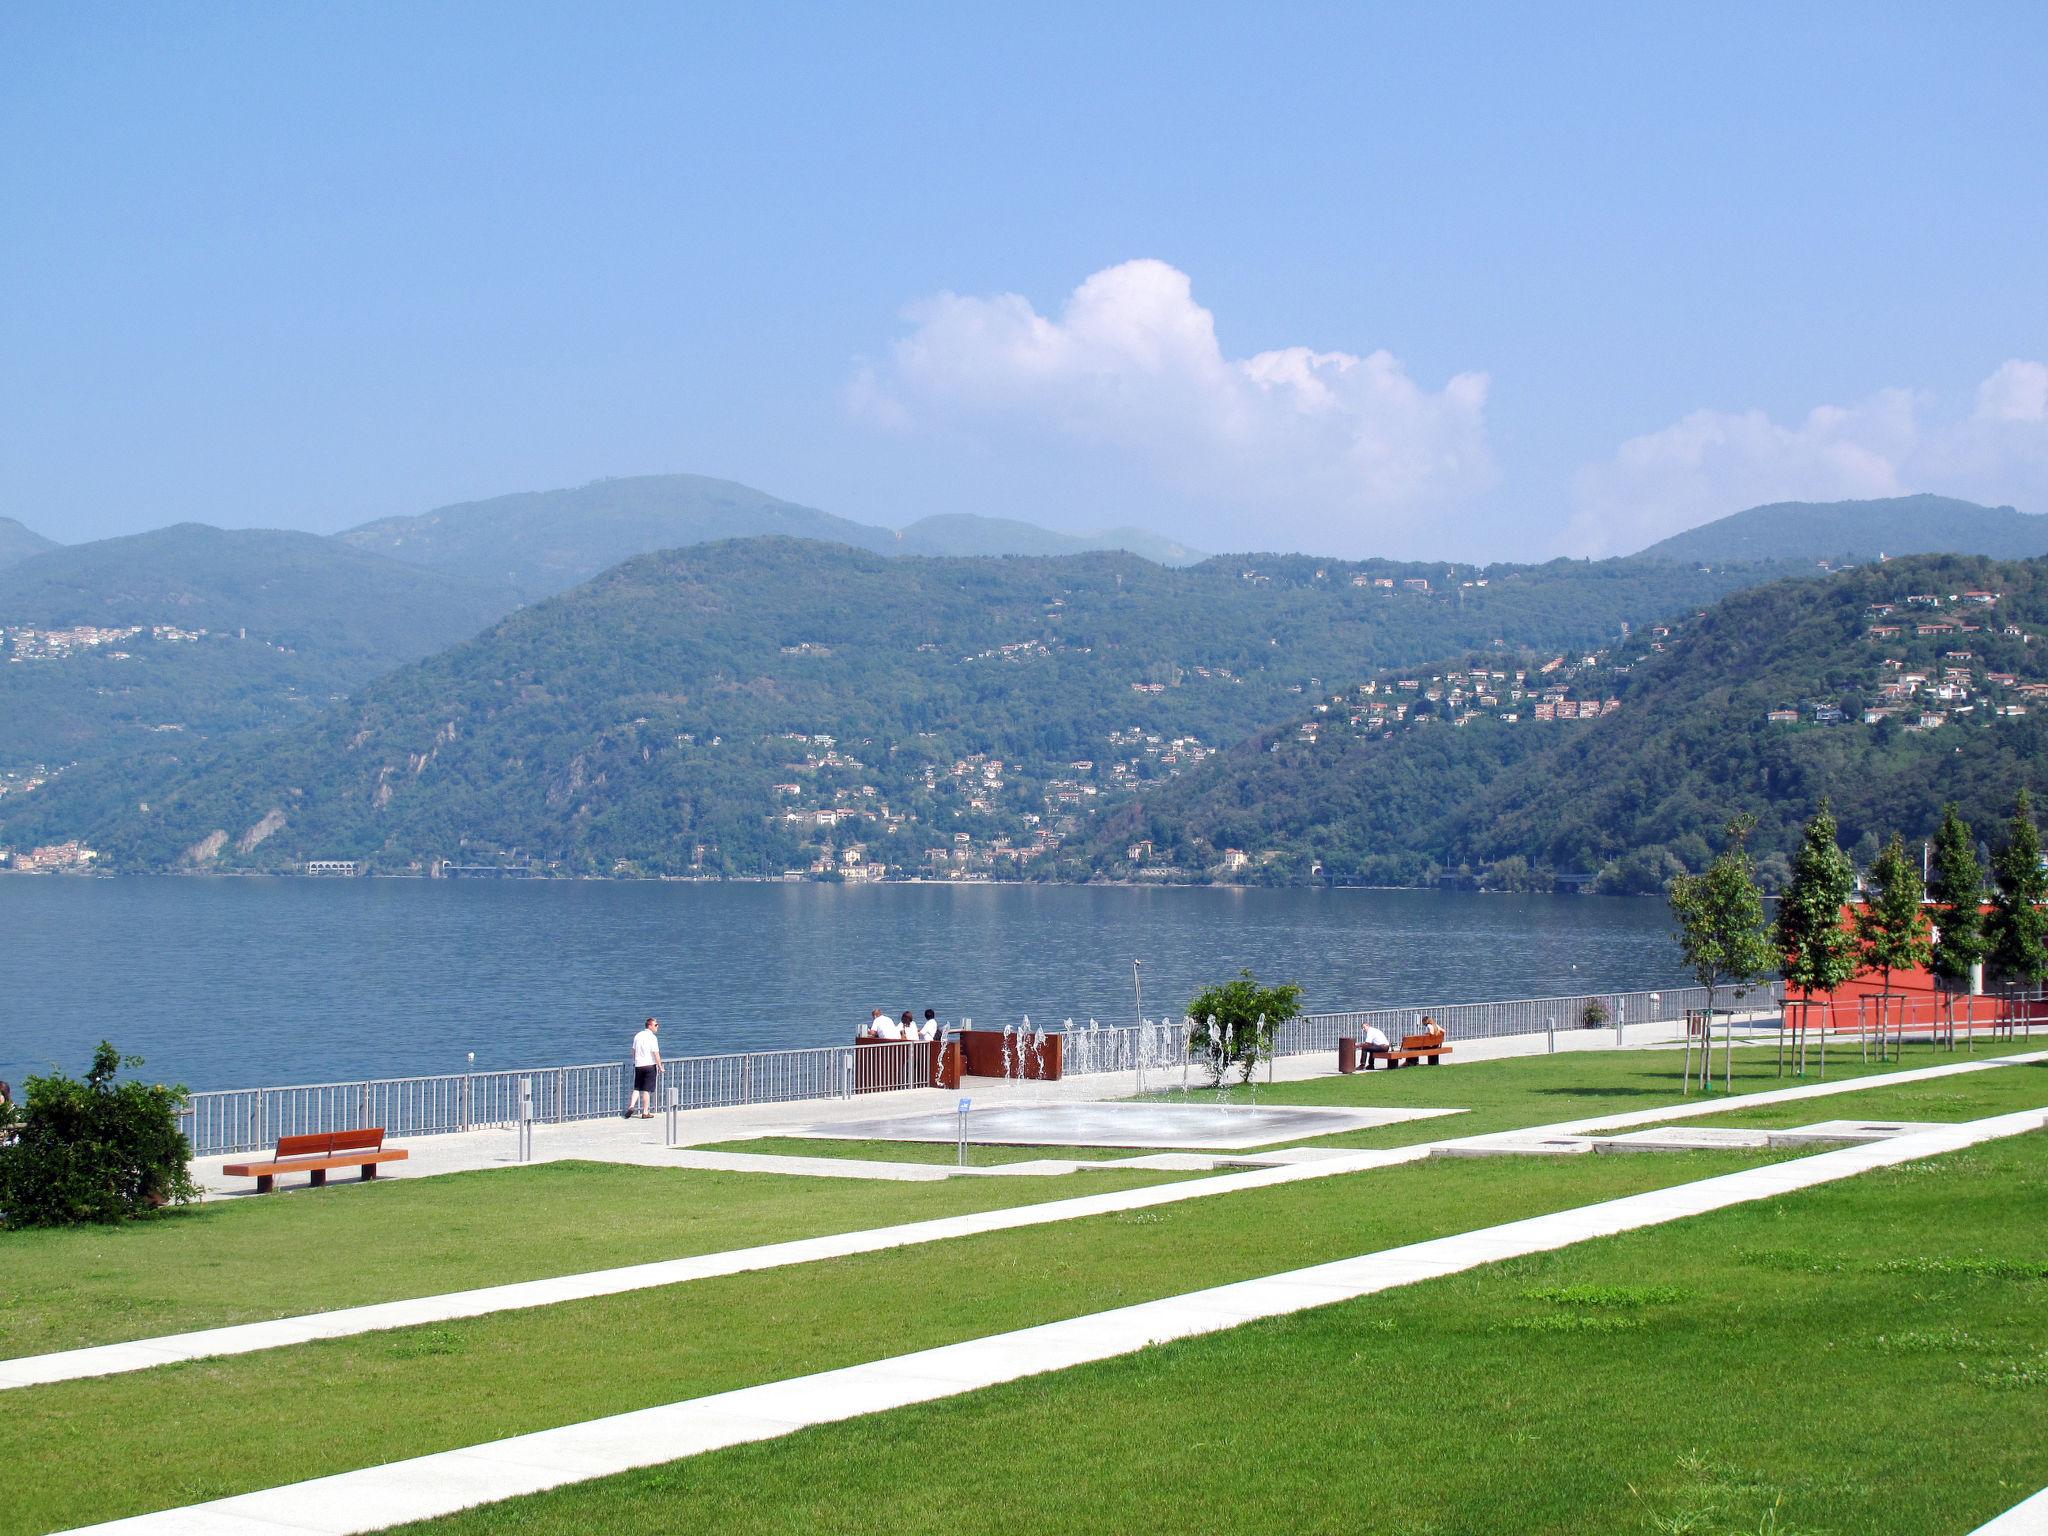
0;515;59;574
336;472;1205;594
1634;494;2044;564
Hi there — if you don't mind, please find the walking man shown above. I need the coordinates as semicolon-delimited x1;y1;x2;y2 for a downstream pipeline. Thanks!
627;1017;662;1119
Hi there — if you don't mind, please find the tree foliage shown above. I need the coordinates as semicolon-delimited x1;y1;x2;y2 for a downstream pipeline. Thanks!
0;1043;198;1228
1926;802;1987;988
1776;801;1859;999
1855;834;1933;998
1988;788;2048;986
1186;969;1303;1087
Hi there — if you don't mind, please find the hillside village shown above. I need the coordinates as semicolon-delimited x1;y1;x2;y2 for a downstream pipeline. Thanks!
1763;586;2044;730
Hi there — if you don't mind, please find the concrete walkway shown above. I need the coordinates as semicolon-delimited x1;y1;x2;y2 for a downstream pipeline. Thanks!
60;1105;2048;1536
177;1017;1950;1194
12;1048;2041;1395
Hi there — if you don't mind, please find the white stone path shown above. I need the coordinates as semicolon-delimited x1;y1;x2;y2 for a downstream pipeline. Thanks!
8;1049;2041;1397
60;1104;2048;1536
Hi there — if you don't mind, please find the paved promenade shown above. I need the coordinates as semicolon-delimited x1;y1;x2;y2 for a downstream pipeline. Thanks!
187;1017;1764;1194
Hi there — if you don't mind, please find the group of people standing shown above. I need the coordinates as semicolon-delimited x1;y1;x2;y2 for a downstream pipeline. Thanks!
861;1007;942;1041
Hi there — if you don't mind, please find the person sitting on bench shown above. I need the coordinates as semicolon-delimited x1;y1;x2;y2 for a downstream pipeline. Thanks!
1360;1023;1391;1064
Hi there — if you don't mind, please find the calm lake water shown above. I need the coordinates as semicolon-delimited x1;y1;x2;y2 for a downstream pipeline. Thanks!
0;878;1691;1092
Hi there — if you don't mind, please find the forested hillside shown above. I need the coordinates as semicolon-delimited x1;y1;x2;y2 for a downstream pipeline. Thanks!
1087;555;2048;890
0;525;515;771
0;540;1778;873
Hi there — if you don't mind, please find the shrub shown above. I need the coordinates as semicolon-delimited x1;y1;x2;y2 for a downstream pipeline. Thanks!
0;1042;198;1228
1580;998;1611;1029
1187;969;1303;1086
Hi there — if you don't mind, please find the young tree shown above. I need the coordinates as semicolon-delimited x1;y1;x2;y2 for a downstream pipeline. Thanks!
1186;969;1304;1087
1774;801;1858;1075
1668;816;1776;1093
1927;802;1988;1043
1854;833;1933;1060
1988;788;2048;993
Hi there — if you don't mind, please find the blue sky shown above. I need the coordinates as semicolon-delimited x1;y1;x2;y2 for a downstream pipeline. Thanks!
4;3;2044;558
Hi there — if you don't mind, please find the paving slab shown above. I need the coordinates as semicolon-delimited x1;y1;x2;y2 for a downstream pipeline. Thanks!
1594;1127;1775;1153
1431;1135;1596;1158
1765;1118;1953;1147
62;1105;2048;1536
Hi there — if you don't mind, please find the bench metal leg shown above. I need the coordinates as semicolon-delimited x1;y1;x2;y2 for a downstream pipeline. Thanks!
255;1174;274;1195
361;1164;378;1181
309;1168;327;1187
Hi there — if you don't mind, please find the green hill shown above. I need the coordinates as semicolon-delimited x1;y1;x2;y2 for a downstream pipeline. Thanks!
1086;555;2048;889
0;541;1779;872
336;474;1205;595
1635;494;2047;564
0;525;515;771
0;516;57;573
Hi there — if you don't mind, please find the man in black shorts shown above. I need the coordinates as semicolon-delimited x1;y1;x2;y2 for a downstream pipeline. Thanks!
627;1017;662;1119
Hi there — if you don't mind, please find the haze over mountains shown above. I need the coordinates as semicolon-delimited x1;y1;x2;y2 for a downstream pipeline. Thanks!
336;474;1209;596
1634;494;2048;565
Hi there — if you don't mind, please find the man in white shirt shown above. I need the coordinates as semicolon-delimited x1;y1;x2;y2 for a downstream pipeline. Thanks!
627;1018;661;1119
1360;1022;1391;1067
869;1009;900;1040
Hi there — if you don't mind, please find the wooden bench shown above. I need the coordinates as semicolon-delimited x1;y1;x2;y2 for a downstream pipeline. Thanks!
1379;1032;1452;1069
222;1128;408;1194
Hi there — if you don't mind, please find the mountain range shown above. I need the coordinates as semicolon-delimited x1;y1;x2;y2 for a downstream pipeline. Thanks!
0;542;1774;873
335;475;1208;595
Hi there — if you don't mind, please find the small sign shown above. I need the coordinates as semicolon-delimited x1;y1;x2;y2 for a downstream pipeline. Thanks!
957;1097;972;1113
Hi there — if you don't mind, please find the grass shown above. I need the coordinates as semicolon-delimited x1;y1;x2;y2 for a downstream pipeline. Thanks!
1622;1060;2048;1134
0;1157;1204;1359
379;1131;2048;1536
0;1147;1812;1535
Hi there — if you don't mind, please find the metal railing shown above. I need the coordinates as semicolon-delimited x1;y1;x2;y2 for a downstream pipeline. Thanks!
179;983;1802;1156
182;1041;934;1156
1275;983;1781;1054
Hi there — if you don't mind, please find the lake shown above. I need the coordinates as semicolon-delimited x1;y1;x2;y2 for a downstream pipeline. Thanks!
0;878;1692;1092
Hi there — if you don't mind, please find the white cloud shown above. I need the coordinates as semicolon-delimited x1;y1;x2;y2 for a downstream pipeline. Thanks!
849;260;1494;551
1569;360;2048;555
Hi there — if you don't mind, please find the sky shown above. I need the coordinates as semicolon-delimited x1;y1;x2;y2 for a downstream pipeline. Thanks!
3;2;2045;560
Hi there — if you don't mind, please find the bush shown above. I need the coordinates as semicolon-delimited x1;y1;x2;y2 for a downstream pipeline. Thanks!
1187;969;1304;1086
1580;998;1611;1029
0;1042;198;1228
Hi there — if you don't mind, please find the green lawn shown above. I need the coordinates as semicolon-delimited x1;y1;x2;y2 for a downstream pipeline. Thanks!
1623;1060;2048;1134
4;1148;1812;1535
386;1132;2048;1536
0;1158;1203;1359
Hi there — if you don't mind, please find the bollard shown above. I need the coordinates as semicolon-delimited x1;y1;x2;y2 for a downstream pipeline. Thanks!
956;1096;972;1169
1546;1017;1556;1054
665;1084;679;1146
517;1076;534;1162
